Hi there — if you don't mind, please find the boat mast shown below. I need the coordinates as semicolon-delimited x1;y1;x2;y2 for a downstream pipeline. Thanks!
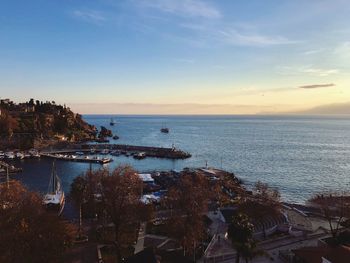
52;161;56;193
6;166;9;189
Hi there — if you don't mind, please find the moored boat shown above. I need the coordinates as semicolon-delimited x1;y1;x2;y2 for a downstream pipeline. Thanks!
43;161;65;215
16;152;25;159
133;152;146;159
5;152;15;159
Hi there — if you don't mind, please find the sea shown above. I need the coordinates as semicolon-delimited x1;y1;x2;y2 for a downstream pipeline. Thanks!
6;115;350;217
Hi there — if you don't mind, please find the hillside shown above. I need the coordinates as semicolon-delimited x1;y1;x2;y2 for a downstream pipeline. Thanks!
0;99;97;150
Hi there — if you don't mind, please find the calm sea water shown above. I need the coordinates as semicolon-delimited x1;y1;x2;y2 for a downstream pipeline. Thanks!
7;115;350;215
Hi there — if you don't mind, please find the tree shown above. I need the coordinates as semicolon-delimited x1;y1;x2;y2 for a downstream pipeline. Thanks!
163;172;210;258
212;172;245;207
227;213;254;263
70;174;88;240
253;181;281;206
0;181;75;263
99;165;144;262
309;193;350;240
238;182;281;239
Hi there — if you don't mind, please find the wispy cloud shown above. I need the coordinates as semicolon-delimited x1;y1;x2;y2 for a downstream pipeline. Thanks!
334;41;350;58
179;23;297;47
302;48;324;55
218;29;297;47
138;0;221;18
72;10;106;24
299;83;335;89
301;67;338;77
173;58;195;64
278;65;339;77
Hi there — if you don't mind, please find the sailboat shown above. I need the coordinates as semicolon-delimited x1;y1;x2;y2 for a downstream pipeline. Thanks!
110;117;116;126
43;161;65;215
160;123;169;133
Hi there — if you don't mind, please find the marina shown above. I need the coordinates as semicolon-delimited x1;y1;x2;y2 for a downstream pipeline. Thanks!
40;153;113;164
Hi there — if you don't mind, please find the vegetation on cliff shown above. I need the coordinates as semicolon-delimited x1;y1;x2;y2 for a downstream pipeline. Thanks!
0;98;97;149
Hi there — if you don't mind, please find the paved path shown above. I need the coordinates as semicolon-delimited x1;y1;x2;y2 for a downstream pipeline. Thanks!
134;222;146;254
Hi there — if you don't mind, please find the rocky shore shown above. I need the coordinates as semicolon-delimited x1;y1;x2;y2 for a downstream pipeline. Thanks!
0;99;97;150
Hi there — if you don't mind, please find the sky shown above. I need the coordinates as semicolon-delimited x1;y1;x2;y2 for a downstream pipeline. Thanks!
0;0;350;114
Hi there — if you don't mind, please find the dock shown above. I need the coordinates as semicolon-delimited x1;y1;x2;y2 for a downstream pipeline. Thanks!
42;144;191;160
82;144;191;159
40;153;113;164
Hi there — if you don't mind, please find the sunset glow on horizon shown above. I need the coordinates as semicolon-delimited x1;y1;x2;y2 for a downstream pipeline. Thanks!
1;0;350;114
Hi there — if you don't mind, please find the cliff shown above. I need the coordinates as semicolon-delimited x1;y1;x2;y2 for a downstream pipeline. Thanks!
0;99;97;150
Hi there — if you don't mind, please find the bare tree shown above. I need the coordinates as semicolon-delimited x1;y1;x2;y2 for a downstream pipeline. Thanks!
99;165;144;262
70;174;88;240
0;181;75;263
309;193;350;239
164;172;210;258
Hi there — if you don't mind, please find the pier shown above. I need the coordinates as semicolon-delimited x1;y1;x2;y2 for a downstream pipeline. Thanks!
43;144;191;160
83;144;191;159
40;153;113;164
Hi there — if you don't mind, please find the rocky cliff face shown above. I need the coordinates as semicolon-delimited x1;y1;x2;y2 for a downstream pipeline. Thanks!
0;99;97;149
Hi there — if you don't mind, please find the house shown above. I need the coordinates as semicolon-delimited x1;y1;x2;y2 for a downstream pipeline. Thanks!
138;173;155;184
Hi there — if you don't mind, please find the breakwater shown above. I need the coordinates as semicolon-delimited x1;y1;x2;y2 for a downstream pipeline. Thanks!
87;144;191;159
44;143;191;160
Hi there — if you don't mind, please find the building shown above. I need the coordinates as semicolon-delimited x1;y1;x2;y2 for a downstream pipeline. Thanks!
138;173;155;184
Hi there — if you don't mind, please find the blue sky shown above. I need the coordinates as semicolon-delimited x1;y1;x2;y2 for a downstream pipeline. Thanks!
1;0;349;114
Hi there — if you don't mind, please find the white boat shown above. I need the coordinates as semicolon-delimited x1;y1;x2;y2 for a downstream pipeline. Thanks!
29;149;40;158
16;152;25;159
43;162;65;215
101;149;109;155
133;152;146;159
5;152;15;159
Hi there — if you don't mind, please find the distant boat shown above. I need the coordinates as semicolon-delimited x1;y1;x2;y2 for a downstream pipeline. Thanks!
133;152;146;160
110;118;116;126
161;127;169;133
161;123;169;133
43;161;65;215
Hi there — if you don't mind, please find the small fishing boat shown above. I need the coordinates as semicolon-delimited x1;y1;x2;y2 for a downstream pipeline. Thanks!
5;152;15;159
160;123;169;133
161;127;169;133
133;152;146;160
110;118;116;126
43;161;65;215
16;152;25;159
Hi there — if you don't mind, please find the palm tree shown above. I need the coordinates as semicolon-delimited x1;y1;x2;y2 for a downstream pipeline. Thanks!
70;175;88;240
227;213;254;263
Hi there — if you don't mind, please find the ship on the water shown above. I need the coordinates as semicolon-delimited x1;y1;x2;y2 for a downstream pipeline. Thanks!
160;123;169;133
110;117;116;126
43;161;65;215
